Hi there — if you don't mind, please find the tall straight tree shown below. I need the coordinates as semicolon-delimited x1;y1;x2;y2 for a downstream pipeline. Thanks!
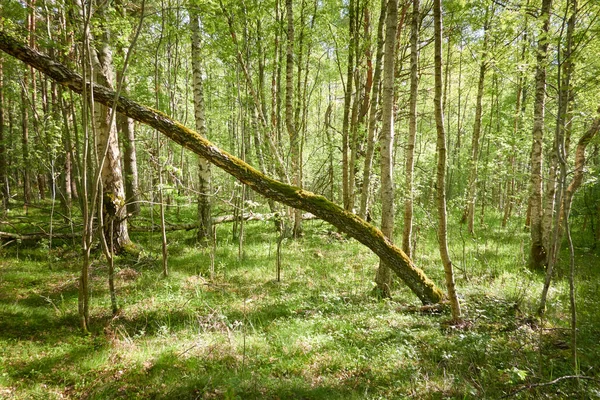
189;7;212;245
0;53;7;212
402;0;419;257
359;0;386;220
502;25;528;228
22;0;35;206
341;0;356;211
539;0;577;316
529;0;553;269
374;0;398;298
462;5;491;235
433;0;461;321
285;0;303;237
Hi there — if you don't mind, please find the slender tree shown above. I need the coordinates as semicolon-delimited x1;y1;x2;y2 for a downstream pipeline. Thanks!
190;7;212;245
434;0;461;321
359;0;386;220
529;0;553;269
342;0;356;211
402;0;419;257
502;26;528;227
0;53;7;213
285;0;303;237
539;0;577;316
374;0;398;298
462;5;491;235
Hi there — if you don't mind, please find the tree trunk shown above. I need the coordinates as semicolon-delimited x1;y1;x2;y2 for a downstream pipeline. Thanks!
117;70;140;215
56;83;73;214
434;0;461;321
0;31;446;305
21;84;32;206
462;6;490;235
502;34;526;227
0;54;7;212
221;2;289;184
374;0;398;298
90;11;132;254
341;0;356;211
285;0;303;237
190;8;212;246
359;0;386;220
539;0;580;316
529;0;553;269
402;0;419;258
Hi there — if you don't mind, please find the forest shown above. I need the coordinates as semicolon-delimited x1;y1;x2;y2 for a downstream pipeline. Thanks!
0;0;599;398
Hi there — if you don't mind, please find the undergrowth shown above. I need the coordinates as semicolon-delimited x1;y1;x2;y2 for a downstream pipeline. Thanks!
0;202;599;399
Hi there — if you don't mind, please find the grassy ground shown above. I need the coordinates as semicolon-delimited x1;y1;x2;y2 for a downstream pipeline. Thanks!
1;202;599;399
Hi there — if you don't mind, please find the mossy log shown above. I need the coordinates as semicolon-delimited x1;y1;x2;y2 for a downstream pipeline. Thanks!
0;31;444;304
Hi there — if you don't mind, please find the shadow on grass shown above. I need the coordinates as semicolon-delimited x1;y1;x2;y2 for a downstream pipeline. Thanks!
6;341;104;383
82;349;364;400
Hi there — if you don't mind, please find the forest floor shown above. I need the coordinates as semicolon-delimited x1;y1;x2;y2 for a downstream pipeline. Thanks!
1;202;599;399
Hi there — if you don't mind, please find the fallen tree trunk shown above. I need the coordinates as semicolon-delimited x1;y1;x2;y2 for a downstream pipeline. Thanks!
0;231;80;241
0;212;317;241
0;31;443;304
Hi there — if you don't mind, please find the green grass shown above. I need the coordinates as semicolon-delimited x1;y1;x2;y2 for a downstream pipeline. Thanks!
1;202;599;399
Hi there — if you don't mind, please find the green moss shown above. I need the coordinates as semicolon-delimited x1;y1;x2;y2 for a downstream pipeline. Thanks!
121;241;142;257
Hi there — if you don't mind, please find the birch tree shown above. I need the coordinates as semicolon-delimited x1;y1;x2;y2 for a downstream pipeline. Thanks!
434;0;461;321
374;0;398;298
529;0;553;270
402;0;419;257
190;7;212;245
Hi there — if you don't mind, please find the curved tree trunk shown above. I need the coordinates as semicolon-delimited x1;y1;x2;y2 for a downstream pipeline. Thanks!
0;31;445;305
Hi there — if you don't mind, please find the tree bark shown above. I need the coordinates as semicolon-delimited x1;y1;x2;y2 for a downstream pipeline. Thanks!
0;31;445;305
285;0;303;237
21;84;32;206
359;0;386;220
342;0;356;211
462;6;491;235
502;32;527;227
434;0;461;321
117;70;140;216
0;54;7;212
402;0;419;258
529;0;553;269
374;0;398;298
190;8;213;246
539;1;583;317
220;1;289;184
90;31;132;254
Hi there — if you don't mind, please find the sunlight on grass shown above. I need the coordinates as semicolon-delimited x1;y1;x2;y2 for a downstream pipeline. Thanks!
1;208;599;398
